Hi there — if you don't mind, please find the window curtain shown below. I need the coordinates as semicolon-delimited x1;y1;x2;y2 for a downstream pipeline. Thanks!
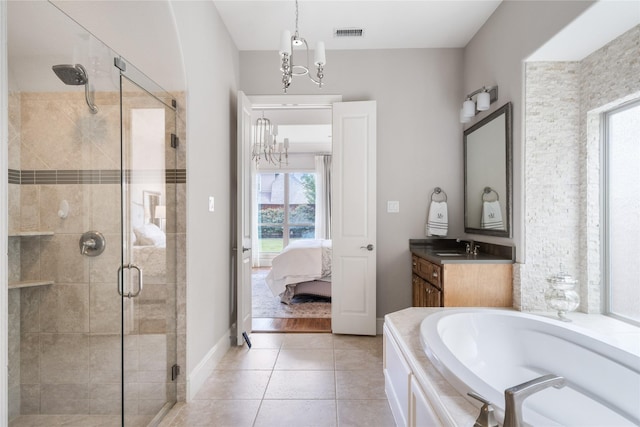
315;155;332;239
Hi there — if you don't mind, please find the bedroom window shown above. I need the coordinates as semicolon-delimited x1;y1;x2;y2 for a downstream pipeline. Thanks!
603;99;640;325
257;172;316;253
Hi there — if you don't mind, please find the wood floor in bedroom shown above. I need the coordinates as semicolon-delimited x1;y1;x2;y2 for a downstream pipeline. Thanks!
253;317;331;333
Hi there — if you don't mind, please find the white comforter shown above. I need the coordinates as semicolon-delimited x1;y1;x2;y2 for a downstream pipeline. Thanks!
265;239;331;297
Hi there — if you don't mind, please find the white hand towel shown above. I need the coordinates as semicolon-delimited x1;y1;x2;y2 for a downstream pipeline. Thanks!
426;201;448;236
481;200;504;230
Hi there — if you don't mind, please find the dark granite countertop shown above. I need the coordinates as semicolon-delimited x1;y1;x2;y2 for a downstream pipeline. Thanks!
410;238;514;265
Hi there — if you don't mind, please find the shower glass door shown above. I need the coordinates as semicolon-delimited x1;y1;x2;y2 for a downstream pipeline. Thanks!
119;71;177;424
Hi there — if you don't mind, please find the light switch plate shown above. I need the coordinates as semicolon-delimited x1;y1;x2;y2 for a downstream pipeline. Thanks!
209;196;215;212
387;201;399;213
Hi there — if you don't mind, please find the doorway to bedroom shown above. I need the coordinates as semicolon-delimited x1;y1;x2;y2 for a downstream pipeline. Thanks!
250;107;333;333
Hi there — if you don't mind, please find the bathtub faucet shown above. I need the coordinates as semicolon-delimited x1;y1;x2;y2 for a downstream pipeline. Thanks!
503;374;566;427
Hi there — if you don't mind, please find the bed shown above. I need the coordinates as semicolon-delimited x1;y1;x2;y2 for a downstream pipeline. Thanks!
265;239;332;304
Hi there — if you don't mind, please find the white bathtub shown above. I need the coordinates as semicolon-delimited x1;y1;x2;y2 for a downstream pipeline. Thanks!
420;309;640;426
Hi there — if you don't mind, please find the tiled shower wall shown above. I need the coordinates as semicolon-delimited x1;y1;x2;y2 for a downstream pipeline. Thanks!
7;90;187;419
518;25;640;312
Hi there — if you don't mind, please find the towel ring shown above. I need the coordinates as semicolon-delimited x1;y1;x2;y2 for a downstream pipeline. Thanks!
431;187;447;202
482;187;499;202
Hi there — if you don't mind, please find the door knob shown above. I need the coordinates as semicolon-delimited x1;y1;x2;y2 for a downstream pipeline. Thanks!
360;244;374;251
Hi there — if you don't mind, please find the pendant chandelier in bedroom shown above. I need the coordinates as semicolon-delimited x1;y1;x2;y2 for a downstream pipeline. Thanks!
252;114;289;167
279;0;326;93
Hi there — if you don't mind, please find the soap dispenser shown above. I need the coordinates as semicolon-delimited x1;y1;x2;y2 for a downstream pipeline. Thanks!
468;392;498;427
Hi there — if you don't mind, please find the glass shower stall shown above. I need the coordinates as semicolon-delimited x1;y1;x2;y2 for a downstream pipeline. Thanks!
7;2;179;425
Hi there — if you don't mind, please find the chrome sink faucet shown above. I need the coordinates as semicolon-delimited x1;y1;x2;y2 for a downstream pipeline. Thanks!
456;238;479;255
503;374;566;427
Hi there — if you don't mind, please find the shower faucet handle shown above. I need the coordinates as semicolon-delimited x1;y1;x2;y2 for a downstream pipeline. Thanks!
79;231;106;257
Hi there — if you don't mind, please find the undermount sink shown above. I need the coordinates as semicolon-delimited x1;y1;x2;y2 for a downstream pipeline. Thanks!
435;252;465;256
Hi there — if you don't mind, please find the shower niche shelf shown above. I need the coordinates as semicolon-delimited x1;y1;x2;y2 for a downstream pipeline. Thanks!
8;280;54;290
9;230;54;237
8;231;56;290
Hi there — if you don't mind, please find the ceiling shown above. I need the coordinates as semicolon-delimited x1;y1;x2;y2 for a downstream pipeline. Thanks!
213;0;503;51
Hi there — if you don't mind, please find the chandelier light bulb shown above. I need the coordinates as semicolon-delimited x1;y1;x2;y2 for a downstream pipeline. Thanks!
314;41;326;66
280;30;292;55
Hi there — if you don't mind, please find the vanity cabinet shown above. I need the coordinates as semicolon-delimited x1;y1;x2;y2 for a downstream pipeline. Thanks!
412;273;441;307
411;254;512;307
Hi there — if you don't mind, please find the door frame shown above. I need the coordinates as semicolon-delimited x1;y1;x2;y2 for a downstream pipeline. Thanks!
236;94;341;343
237;94;381;338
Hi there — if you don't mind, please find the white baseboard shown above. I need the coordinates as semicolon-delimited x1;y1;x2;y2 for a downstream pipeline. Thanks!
186;329;231;401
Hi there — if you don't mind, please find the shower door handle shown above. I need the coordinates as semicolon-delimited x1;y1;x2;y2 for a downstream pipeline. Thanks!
117;264;143;298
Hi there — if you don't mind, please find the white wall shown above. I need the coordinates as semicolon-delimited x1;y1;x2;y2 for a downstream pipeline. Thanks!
462;0;594;260
171;1;239;395
240;1;600;318
240;48;464;316
50;0;184;91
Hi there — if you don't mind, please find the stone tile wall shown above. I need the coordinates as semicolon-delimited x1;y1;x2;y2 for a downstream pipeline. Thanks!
519;25;640;312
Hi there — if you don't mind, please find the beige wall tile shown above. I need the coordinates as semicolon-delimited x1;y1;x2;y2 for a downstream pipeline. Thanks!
8;92;21;170
40;234;89;283
88;232;120;283
21;96;84;170
40;333;90;384
89;334;120;384
19;333;40;384
9;184;20;233
90;184;120;233
39;184;87;235
8;290;22;420
20;384;41;415
20;289;41;333
8;237;20;283
19;237;41;281
39;284;89;333
19;186;40;232
89;282;120;334
40;383;90;414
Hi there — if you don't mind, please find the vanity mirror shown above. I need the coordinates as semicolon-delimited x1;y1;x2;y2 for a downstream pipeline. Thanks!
464;102;512;237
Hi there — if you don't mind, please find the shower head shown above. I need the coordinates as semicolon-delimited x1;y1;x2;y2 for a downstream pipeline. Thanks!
51;63;98;114
52;64;89;85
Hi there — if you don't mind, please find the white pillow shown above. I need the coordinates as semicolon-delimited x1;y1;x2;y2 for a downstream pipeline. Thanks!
133;223;166;247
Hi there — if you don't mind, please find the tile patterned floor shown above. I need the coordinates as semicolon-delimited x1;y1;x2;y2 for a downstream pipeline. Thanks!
159;333;395;427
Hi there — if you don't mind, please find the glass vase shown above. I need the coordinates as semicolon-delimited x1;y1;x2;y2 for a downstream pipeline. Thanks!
544;272;580;322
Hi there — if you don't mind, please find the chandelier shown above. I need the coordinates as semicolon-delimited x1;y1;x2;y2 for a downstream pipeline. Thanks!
252;115;289;167
279;0;326;93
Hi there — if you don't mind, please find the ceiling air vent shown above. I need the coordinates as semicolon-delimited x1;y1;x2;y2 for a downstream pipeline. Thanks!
334;28;364;38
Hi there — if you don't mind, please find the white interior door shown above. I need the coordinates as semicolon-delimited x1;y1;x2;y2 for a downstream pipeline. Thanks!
331;100;377;336
236;91;253;345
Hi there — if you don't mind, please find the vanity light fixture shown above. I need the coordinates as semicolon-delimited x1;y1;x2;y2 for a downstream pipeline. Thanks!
460;86;498;123
279;0;326;93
